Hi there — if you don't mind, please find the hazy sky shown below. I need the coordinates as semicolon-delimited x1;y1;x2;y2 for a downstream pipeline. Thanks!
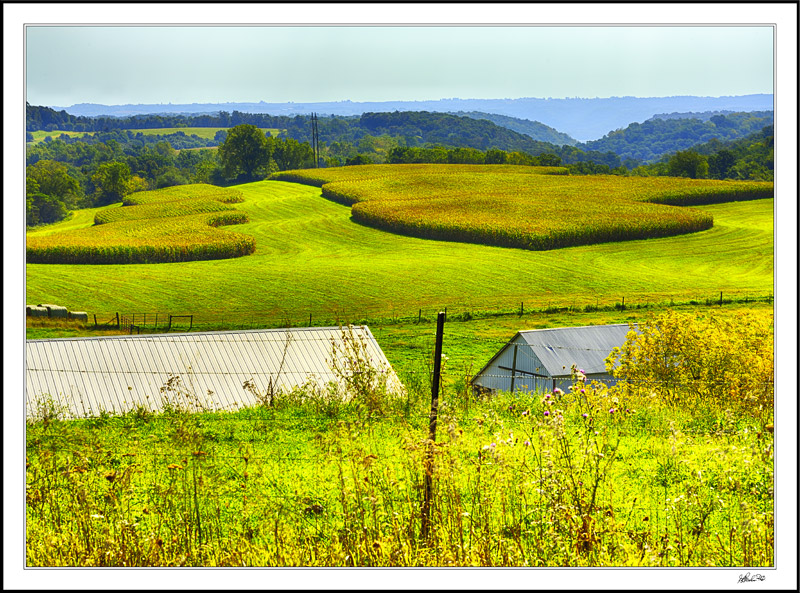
25;25;774;107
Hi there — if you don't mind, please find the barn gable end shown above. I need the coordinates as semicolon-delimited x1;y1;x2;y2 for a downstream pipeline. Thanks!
471;324;635;395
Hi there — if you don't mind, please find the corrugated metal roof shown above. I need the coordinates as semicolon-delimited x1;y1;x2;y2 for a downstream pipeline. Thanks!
472;324;636;384
518;324;634;377
26;326;402;420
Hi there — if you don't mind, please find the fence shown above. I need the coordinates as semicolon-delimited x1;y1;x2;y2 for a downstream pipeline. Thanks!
71;289;773;335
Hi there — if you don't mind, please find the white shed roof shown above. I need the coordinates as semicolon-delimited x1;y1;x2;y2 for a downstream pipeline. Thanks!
26;326;401;420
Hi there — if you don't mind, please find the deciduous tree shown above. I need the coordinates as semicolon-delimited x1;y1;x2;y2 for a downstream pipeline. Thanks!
92;161;132;205
667;150;708;179
218;124;270;180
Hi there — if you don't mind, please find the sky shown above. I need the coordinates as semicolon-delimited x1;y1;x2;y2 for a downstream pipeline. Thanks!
25;24;774;107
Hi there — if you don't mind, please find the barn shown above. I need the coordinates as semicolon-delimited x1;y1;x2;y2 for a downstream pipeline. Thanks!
25;326;402;420
470;324;636;395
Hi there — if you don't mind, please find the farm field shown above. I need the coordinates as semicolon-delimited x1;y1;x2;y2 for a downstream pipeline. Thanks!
127;127;281;139
27;130;89;144
27;127;282;145
26;185;254;264
273;164;772;250
26;176;774;324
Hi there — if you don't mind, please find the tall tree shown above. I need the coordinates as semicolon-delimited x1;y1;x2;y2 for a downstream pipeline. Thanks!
484;148;508;164
218;124;270;180
707;149;737;179
272;138;314;171
26;160;83;208
667;150;708;179
92;161;132;205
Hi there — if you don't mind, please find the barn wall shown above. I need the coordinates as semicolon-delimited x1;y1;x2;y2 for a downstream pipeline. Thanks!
473;341;623;396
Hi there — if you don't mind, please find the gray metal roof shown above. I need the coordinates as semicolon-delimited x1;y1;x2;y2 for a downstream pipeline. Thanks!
517;324;634;377
474;323;636;382
26;326;402;420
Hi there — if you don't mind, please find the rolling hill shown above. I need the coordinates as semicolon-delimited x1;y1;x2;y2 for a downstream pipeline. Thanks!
49;94;775;142
26;170;774;323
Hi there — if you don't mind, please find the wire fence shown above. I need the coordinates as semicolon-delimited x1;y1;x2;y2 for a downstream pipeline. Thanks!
27;289;774;334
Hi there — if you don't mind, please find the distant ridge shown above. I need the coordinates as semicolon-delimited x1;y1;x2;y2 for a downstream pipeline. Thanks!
451;111;578;146
51;95;774;141
646;110;774;122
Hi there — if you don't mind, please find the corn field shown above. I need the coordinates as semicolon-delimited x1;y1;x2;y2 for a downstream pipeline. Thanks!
273;164;773;251
27;184;254;264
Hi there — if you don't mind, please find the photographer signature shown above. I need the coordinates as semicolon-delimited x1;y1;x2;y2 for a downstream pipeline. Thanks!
738;572;766;583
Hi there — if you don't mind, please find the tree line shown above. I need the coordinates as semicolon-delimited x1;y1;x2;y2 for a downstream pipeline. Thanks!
27;104;623;168
581;111;773;164
630;125;774;181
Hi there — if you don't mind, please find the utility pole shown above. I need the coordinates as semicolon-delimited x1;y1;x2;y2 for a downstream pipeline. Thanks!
311;113;320;167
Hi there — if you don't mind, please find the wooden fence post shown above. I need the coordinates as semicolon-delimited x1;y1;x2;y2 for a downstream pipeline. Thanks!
421;311;446;542
116;312;120;329
93;314;97;328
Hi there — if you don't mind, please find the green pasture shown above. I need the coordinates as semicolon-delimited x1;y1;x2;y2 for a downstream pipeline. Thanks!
26;179;773;328
27;127;281;145
127;127;281;139
27;130;91;144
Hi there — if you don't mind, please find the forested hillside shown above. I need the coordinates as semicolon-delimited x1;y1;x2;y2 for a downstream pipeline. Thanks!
26;103;624;171
27;105;566;155
48;94;774;141
450;111;578;146
645;110;764;122
580;111;773;163
632;125;773;181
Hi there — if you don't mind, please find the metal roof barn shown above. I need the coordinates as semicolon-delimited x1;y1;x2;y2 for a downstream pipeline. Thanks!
26;326;402;420
471;324;636;395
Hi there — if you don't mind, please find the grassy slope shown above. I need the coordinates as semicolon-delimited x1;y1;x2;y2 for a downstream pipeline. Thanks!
27;127;281;145
26;179;774;319
27;130;90;144
129;127;281;139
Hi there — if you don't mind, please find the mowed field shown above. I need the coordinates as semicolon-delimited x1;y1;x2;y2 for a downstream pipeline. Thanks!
25;176;774;321
27;130;90;144
129;127;282;139
27;127;282;145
